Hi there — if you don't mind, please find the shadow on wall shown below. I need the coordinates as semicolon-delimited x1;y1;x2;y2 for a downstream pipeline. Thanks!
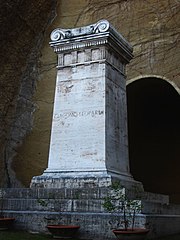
127;77;180;203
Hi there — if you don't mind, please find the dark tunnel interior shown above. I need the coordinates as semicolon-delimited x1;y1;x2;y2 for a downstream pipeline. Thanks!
127;77;180;203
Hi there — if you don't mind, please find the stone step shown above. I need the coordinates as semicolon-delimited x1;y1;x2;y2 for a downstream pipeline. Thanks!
142;201;180;215
141;191;169;204
3;210;147;239
3;198;105;213
4;198;180;215
1;187;174;215
1;188;169;204
1;188;109;200
4;198;180;217
1;188;180;239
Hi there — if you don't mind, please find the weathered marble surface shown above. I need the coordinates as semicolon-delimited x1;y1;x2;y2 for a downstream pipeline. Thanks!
31;20;136;188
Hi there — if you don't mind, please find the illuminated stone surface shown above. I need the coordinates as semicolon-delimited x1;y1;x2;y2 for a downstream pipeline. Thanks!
31;20;137;188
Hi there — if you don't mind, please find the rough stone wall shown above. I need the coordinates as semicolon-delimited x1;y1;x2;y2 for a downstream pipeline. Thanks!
0;0;57;187
0;0;179;187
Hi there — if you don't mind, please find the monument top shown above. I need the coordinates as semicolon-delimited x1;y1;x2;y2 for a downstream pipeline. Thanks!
49;19;133;62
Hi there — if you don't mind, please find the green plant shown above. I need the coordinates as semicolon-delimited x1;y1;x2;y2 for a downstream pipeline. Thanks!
103;182;142;231
37;199;48;207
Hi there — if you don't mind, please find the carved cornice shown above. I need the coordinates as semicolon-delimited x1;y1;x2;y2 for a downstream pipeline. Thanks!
49;20;133;63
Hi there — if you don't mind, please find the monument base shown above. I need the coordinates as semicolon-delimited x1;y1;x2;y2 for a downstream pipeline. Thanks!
30;170;143;190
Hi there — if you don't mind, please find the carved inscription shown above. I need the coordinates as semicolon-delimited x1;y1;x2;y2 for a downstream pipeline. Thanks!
54;110;104;120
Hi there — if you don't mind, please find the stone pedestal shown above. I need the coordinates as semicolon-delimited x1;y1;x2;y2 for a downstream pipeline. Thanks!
31;20;140;188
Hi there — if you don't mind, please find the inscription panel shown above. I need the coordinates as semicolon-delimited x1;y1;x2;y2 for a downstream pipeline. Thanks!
48;66;106;171
49;106;105;170
54;109;104;120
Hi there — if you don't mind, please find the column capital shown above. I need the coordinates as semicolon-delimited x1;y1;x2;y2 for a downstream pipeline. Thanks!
49;19;133;63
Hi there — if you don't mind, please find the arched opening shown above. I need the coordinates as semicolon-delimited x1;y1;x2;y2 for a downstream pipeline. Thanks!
127;77;180;203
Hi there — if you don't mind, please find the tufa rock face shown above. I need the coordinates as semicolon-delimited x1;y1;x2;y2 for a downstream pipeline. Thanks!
0;0;179;189
0;0;57;187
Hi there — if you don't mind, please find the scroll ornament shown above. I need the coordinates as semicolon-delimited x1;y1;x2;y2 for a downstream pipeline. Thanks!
50;20;110;42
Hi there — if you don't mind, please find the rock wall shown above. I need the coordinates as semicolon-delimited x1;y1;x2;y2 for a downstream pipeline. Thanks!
0;0;179;187
0;0;57;187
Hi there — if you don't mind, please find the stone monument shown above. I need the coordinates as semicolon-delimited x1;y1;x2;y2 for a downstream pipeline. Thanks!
4;20;179;240
31;20;140;189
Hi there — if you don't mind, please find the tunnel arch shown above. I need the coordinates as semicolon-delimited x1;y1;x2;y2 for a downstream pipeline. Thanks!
126;76;180;203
